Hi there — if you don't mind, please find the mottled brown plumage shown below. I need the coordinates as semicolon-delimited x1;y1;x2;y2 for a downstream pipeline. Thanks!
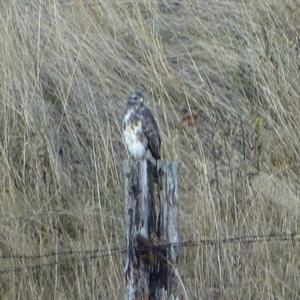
123;92;161;162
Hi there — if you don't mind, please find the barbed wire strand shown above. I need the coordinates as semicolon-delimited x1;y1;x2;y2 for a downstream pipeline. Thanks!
1;232;298;261
0;232;299;276
0;246;123;260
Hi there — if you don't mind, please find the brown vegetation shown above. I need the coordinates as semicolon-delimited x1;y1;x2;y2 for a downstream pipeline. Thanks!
0;0;299;299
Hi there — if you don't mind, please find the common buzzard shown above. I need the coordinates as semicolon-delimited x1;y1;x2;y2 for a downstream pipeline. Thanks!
123;91;161;164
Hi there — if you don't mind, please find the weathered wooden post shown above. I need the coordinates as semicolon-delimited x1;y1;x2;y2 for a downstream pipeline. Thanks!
156;161;179;299
124;160;179;300
124;160;152;300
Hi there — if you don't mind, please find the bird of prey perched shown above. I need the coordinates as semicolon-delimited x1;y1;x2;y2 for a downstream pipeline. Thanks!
123;91;161;165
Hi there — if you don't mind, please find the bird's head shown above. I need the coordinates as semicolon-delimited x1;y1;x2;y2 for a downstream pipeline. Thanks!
127;91;144;108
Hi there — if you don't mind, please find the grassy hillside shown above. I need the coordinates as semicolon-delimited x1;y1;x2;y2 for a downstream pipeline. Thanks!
0;0;299;298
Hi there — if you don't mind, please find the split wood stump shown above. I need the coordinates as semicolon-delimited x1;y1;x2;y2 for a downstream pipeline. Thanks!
123;160;179;300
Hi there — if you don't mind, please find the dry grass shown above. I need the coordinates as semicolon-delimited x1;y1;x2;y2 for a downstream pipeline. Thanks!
0;0;299;299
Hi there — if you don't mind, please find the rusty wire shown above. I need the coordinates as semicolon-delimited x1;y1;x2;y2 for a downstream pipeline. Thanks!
0;232;299;276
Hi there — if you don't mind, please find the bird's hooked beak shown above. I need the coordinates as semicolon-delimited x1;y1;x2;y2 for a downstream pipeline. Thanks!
127;92;144;106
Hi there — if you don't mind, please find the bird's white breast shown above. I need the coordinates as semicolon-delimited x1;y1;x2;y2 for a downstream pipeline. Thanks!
123;108;134;124
123;110;146;159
